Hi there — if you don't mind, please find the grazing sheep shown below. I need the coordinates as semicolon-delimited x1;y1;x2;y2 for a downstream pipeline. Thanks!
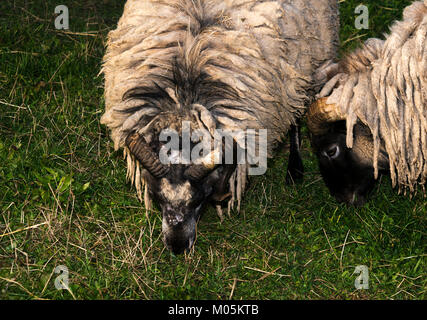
101;0;339;253
307;1;427;205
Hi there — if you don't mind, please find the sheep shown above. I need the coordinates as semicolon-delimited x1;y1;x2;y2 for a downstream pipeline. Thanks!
307;1;427;205
101;0;339;253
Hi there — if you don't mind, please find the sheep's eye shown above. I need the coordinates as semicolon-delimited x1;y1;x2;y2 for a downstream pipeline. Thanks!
323;144;340;159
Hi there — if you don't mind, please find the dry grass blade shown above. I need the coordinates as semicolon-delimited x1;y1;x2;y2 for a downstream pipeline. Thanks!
229;278;237;300
0;99;27;109
340;229;351;271
322;228;339;260
55;30;99;37
0;277;46;300
244;266;291;280
0;222;48;239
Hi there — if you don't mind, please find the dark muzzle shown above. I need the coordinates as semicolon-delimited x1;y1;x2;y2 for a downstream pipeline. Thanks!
162;210;196;254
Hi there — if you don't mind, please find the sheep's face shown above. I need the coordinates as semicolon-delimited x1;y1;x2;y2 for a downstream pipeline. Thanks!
310;122;390;206
125;114;237;254
311;124;374;206
148;175;204;255
307;99;390;206
143;165;233;254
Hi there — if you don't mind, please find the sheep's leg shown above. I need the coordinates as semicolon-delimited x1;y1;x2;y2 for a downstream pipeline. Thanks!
285;120;304;184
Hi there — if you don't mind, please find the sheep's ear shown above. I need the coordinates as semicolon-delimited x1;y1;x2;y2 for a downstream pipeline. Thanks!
210;164;236;202
210;138;239;202
212;192;232;202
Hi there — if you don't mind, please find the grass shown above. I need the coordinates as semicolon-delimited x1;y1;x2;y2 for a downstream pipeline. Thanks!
0;0;425;300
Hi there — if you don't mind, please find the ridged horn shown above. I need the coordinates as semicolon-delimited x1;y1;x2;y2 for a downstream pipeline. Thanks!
184;149;220;180
125;132;170;178
307;97;346;135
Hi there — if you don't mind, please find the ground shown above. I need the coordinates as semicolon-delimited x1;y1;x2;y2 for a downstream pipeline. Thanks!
0;0;425;299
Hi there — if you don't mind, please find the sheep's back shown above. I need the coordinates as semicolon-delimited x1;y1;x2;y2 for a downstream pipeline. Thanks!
101;0;339;152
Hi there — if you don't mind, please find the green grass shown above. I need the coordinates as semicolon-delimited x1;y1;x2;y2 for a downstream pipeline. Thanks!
0;0;425;300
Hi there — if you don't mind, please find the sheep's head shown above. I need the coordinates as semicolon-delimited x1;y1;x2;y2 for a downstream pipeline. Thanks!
307;40;388;205
307;98;389;206
125;117;236;254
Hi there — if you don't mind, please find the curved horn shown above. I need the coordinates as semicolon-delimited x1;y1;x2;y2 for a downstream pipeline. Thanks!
184;149;220;180
184;165;213;181
126;132;170;178
307;97;346;135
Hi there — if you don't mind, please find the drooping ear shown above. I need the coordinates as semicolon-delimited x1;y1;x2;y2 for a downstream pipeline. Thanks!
210;138;239;202
211;164;236;202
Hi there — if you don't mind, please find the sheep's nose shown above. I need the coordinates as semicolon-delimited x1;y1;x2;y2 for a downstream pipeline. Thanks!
166;212;184;226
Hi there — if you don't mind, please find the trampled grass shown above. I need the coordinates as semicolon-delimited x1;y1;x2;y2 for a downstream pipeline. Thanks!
0;0;425;299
